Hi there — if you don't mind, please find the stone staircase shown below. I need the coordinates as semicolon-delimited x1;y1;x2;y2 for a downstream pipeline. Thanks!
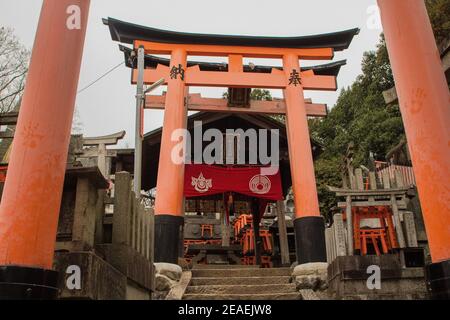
183;265;301;300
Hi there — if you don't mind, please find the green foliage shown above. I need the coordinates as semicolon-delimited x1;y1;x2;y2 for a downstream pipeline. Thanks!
0;27;30;113
250;89;287;123
426;0;450;45
222;88;273;101
314;157;342;222
311;3;449;217
223;89;285;123
311;36;404;217
250;89;273;101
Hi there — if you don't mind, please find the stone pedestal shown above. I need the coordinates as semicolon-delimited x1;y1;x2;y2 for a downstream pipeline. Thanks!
292;262;328;291
328;255;428;300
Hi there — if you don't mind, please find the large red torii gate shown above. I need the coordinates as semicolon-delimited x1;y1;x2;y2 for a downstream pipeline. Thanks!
0;0;448;300
103;16;358;265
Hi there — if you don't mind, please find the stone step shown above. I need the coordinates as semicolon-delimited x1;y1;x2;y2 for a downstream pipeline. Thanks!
192;267;292;278
183;292;302;300
192;265;258;269
186;283;297;295
190;276;292;286
339;293;429;300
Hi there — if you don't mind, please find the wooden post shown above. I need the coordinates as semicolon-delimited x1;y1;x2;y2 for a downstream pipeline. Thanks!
220;210;230;247
253;214;262;267
391;194;406;249
383;171;406;248
276;201;290;266
355;168;364;191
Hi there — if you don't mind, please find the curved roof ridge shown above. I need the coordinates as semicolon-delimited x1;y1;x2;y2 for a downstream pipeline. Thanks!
104;17;359;51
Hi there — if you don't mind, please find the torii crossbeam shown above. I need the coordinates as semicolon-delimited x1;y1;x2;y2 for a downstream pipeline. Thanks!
146;93;328;117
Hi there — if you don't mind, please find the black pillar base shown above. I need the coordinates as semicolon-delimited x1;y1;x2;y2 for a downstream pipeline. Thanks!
154;215;184;264
425;259;450;300
293;216;327;265
0;265;58;300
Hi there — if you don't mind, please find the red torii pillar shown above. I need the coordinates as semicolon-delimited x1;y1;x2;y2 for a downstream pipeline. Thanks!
0;0;90;299
153;49;188;264
378;0;450;299
283;54;326;265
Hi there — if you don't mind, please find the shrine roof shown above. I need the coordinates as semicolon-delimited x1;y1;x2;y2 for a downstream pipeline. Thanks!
104;18;359;51
118;45;347;76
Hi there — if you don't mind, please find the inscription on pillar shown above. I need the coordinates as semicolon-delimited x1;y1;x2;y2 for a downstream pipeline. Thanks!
288;69;302;86
333;214;347;257
170;64;186;81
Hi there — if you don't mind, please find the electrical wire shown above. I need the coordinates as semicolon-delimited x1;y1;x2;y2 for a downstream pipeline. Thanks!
77;61;125;95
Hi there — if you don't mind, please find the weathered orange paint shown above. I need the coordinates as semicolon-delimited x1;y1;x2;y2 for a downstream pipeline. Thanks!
301;74;337;91
185;66;288;89
133;66;337;90
283;54;321;219
154;48;188;217
228;54;244;73
378;0;450;263
0;0;90;269
134;40;334;60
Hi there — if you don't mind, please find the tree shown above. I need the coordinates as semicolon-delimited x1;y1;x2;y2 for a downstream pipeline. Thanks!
250;89;273;101
310;35;402;219
222;88;273;101
71;106;83;134
0;27;30;113
426;0;450;45
310;1;449;217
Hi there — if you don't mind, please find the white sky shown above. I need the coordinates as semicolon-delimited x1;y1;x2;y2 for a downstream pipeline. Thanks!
0;0;383;148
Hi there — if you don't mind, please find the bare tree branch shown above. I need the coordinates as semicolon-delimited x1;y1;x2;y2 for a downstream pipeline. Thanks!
0;70;27;94
0;27;30;114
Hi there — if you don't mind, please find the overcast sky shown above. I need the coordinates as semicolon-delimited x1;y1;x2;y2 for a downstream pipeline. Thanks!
0;0;383;148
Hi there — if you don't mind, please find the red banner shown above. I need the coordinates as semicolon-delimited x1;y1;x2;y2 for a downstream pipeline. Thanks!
184;164;283;201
